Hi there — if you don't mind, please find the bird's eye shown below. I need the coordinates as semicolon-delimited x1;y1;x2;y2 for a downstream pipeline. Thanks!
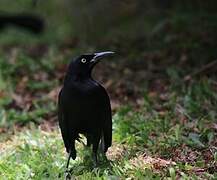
81;58;87;63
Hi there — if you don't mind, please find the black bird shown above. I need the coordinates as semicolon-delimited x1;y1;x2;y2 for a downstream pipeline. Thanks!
0;13;44;34
58;52;114;169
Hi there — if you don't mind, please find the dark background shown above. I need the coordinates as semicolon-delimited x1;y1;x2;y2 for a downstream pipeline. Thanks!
0;0;216;179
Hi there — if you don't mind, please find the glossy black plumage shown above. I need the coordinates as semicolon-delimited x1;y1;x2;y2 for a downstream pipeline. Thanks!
58;52;114;169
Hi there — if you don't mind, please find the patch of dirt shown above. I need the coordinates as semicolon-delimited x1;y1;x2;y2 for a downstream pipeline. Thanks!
106;144;129;161
170;145;200;163
129;153;176;171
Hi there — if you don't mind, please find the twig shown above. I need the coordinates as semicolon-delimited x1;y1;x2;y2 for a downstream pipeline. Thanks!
184;59;217;82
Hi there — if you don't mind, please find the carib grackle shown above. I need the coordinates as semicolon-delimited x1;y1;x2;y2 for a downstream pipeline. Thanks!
58;52;114;170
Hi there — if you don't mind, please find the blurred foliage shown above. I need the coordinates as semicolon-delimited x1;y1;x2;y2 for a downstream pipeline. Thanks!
0;1;217;179
1;0;217;63
0;0;72;44
65;0;217;59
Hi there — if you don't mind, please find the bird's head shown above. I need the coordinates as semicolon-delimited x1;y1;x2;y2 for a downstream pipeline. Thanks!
67;51;114;79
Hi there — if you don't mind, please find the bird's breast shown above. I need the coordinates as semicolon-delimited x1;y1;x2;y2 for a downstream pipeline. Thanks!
61;80;108;132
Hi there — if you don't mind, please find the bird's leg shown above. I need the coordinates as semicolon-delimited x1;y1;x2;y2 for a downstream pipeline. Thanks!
65;142;77;179
86;134;92;147
98;135;108;162
66;142;76;171
64;150;72;180
77;136;86;147
66;150;72;170
92;152;98;167
99;135;105;153
92;136;100;167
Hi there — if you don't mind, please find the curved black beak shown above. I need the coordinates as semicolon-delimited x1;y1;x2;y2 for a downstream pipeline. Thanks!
91;51;115;63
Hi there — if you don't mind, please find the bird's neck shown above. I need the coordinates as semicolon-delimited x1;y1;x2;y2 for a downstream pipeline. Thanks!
74;75;92;82
64;73;93;83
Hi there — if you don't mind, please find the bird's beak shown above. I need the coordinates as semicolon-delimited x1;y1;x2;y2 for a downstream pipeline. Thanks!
91;51;115;63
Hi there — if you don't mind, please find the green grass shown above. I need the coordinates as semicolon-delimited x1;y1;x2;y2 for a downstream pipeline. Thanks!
0;43;216;178
0;79;217;179
0;1;217;179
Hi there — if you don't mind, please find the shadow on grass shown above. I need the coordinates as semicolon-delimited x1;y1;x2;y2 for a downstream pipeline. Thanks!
63;147;115;179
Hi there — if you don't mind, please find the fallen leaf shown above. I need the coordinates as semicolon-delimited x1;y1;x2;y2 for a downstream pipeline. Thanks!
129;154;176;171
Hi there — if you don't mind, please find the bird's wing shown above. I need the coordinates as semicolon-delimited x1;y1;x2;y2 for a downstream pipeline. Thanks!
58;89;71;153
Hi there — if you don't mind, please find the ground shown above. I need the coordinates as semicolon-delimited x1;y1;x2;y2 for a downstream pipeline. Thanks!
0;2;217;179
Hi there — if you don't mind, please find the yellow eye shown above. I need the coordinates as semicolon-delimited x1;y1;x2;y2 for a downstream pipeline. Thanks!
81;58;86;63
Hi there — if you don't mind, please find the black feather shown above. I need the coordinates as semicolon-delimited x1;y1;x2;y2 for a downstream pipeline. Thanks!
58;52;114;169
